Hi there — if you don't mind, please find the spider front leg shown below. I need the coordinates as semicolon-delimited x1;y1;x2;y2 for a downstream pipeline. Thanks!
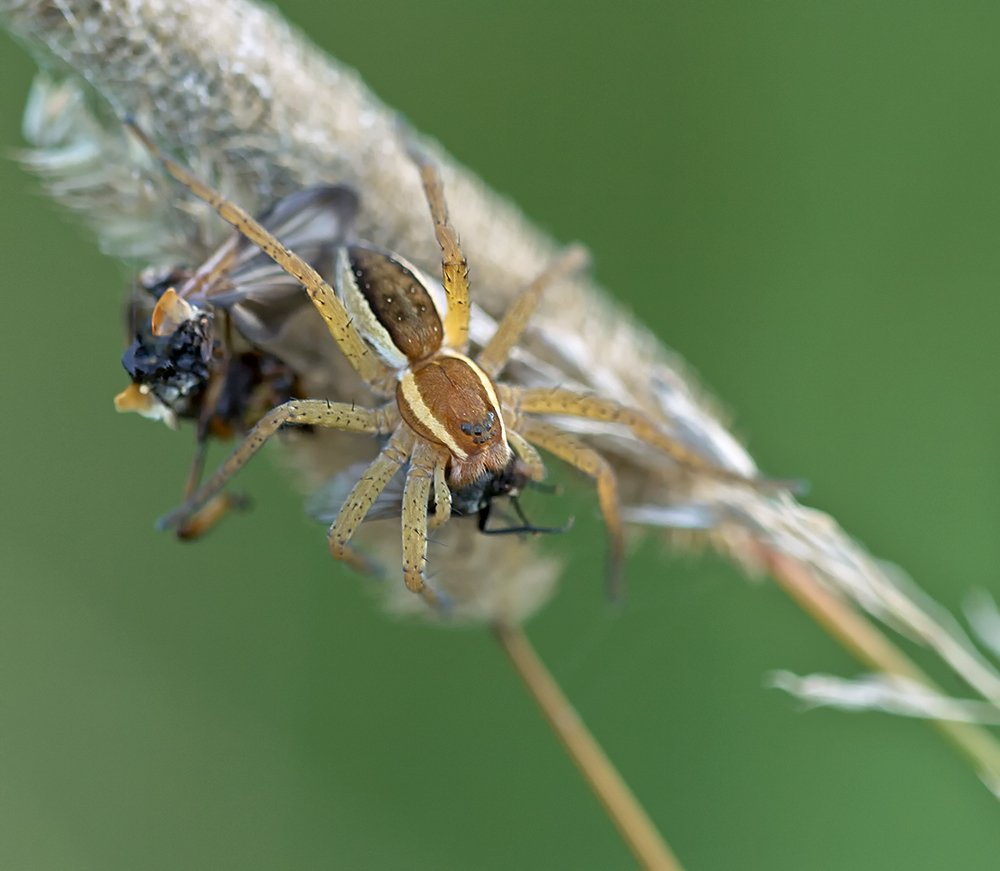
400;440;452;608
173;494;249;540
512;418;625;600
408;147;470;350
158;400;396;532
173;371;249;541
169;438;232;540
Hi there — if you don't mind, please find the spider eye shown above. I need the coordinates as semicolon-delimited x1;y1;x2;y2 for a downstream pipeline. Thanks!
459;410;498;445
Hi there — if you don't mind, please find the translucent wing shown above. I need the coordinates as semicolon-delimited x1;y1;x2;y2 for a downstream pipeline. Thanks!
200;185;360;344
308;462;407;525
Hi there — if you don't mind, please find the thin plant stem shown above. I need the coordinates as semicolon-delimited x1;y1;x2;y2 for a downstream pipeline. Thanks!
493;622;685;871
762;547;1000;790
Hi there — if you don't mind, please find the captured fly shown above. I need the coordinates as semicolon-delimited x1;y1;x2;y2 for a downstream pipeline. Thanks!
451;457;572;536
116;185;359;536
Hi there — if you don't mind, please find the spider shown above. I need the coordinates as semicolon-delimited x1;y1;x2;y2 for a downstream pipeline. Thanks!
126;120;769;608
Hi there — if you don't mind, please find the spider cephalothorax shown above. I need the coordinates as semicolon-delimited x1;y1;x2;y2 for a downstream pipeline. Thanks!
397;352;510;487
128;120;773;607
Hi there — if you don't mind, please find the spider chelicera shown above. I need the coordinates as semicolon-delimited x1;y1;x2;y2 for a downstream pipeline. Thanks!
126;120;769;609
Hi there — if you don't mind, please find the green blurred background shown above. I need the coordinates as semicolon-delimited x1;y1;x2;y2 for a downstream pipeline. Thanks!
3;1;1000;868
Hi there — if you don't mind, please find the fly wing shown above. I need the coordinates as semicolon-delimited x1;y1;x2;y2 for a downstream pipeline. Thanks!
231;186;359;284
307;463;407;525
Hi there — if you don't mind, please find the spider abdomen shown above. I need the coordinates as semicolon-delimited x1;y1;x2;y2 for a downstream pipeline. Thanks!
396;352;511;486
337;244;444;365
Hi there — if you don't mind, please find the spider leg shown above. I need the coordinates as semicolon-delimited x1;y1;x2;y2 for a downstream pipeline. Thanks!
504;385;775;488
401;440;449;608
407;146;470;350
170;360;230;538
427;448;452;531
184;433;211;501
506;429;547;482
158;400;396;532
327;427;414;575
124;121;388;387
174;491;250;541
514;419;626;601
173;437;249;540
476;244;590;378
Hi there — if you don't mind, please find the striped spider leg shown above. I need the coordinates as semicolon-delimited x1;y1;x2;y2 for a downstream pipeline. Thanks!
129;120;771;607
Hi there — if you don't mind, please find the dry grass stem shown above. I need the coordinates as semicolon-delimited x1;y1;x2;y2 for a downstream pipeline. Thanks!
762;549;1000;791
494;623;684;871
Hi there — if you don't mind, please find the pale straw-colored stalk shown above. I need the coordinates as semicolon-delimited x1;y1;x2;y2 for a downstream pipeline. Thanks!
494;623;684;870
